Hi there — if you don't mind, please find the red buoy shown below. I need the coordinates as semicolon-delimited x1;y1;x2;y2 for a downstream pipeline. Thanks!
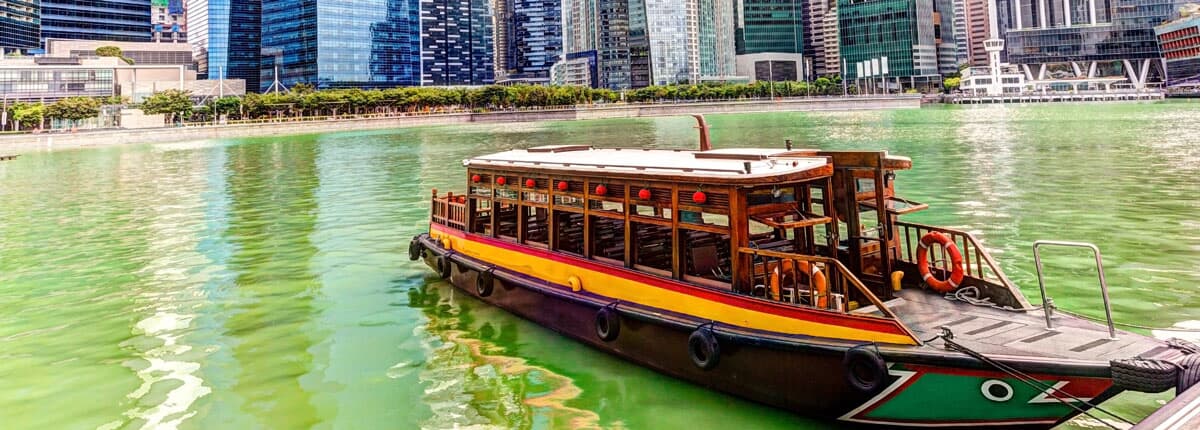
525;179;537;188
638;188;652;200
558;181;569;191
594;184;607;196
692;190;707;204
496;176;506;186
471;174;481;183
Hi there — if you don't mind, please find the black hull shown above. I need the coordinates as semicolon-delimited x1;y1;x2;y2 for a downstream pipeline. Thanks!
415;233;1120;429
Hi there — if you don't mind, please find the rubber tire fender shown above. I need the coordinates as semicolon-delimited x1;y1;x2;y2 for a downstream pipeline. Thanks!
595;307;620;342
408;239;422;261
1178;355;1200;393
688;328;720;370
1111;358;1177;394
476;269;495;297
844;346;888;395
436;255;452;279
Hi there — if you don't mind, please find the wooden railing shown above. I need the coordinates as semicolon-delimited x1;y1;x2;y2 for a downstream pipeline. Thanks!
737;247;901;321
894;221;1017;292
430;189;467;230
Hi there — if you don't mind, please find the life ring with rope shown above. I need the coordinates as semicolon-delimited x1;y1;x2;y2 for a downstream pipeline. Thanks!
768;259;829;307
916;232;965;293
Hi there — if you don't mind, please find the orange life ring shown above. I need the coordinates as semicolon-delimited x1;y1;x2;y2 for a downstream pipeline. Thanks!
769;260;829;307
916;232;965;293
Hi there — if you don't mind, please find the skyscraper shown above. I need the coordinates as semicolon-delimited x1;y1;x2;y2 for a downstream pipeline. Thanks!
0;0;40;53
189;0;261;91
838;0;953;90
420;0;495;85
962;0;989;65
152;0;186;43
499;0;563;81
261;0;424;89
737;0;803;54
40;0;152;42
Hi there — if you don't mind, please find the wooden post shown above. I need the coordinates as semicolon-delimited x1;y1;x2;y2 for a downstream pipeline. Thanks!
624;183;633;268
583;178;592;258
729;185;751;293
671;183;682;279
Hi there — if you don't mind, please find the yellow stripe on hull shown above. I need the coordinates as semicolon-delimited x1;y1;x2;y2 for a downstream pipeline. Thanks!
431;225;916;345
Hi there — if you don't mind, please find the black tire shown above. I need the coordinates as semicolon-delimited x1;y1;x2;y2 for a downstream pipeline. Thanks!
688;328;720;370
476;270;494;297
436;256;452;279
844;347;887;395
595;307;620;342
408;240;422;261
1111;358;1177;393
1177;355;1200;393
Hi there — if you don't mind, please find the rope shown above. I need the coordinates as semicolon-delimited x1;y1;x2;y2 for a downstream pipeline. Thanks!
931;329;1133;429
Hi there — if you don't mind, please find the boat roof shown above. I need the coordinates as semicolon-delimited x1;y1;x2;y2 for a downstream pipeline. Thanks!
463;145;837;183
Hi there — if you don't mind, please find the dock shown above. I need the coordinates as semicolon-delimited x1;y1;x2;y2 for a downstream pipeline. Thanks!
948;91;1165;104
1132;384;1200;430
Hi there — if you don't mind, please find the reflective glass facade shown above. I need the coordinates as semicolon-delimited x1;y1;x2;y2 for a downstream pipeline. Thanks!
996;0;1187;64
838;0;918;79
41;0;151;42
737;0;803;54
421;0;494;85
646;0;689;84
1;1;40;50
262;0;421;89
1156;17;1200;86
0;66;115;101
190;0;261;91
502;0;562;79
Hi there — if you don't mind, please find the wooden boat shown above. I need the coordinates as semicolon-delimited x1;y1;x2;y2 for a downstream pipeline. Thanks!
411;137;1200;428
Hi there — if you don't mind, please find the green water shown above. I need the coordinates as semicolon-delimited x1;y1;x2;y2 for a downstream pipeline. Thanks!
2;102;1199;429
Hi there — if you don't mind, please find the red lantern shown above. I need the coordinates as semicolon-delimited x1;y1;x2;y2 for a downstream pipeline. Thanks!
594;184;607;196
638;188;652;200
525;179;537;188
496;176;506;186
558;181;569;191
471;174;481;183
692;190;708;204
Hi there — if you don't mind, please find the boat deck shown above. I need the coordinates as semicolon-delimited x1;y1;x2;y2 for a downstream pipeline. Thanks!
890;289;1174;362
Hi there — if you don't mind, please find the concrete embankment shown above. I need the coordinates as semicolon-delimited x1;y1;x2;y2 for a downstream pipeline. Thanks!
0;96;921;153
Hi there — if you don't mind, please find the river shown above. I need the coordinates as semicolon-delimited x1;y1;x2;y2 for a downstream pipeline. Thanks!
1;102;1198;429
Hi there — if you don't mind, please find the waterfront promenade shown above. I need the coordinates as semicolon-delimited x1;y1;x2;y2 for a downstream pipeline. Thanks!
0;95;920;153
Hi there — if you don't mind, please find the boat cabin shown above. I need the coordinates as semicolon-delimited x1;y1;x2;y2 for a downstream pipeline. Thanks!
430;144;1030;315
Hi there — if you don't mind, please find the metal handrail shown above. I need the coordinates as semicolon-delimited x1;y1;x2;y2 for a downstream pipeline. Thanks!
896;221;1020;291
736;247;901;321
1032;240;1116;339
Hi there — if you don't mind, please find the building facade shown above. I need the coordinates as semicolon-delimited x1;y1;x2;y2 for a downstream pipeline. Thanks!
821;0;839;75
1155;14;1200;87
1;0;40;53
992;0;1188;88
420;0;494;85
499;0;562;81
152;0;186;43
961;0;989;66
189;0;261;91
40;0;152;43
839;0;950;90
737;0;803;54
46;38;194;67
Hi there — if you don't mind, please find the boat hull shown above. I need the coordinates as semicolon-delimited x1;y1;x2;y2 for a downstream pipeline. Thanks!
414;232;1120;429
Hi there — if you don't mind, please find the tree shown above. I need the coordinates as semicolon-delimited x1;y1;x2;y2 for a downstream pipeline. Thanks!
140;89;194;124
943;77;962;93
291;82;316;94
95;46;134;65
46;97;102;128
213;96;241;118
7;102;45;131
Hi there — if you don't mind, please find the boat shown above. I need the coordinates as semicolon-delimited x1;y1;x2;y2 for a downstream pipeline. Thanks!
409;125;1200;428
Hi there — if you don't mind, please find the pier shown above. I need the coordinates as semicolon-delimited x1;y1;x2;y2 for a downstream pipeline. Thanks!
948;91;1165;104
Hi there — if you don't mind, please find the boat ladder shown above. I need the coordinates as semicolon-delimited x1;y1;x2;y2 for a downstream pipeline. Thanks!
1032;240;1117;339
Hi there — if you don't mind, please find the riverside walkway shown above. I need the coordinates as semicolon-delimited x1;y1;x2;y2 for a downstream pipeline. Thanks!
948;90;1165;104
1131;383;1200;430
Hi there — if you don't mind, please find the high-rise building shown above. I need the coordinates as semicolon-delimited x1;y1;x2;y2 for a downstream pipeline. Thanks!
420;0;494;85
992;0;1188;88
41;0;152;43
1;0;40;53
1154;14;1200;87
737;0;803;54
821;0;839;75
189;0;261;91
261;0;423;90
806;0;828;75
934;0;957;75
152;0;185;42
698;0;737;77
961;0;989;65
838;0;952;90
498;0;563;81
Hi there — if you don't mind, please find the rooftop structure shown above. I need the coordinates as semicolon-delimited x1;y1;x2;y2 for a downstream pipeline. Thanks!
0;56;242;102
45;38;193;68
1155;13;1200;87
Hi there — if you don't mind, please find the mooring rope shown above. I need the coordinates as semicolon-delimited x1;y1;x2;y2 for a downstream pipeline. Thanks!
930;328;1134;429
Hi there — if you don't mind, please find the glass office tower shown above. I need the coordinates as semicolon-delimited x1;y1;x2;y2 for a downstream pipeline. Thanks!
189;0;261;91
838;0;918;79
261;0;423;89
1;0;40;52
40;0;152;42
995;0;1187;64
420;0;495;85
737;0;803;54
500;0;562;80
